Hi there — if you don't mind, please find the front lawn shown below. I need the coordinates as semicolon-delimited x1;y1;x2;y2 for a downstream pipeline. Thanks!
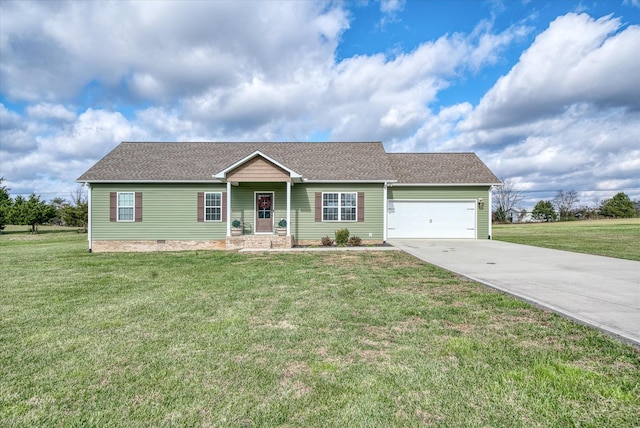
1;231;639;426
493;218;640;261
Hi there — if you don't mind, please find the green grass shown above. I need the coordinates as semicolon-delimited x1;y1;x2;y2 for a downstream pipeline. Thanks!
1;230;639;427
493;218;640;261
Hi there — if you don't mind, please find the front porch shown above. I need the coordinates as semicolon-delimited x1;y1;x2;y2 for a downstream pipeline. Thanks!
226;234;295;250
217;150;301;250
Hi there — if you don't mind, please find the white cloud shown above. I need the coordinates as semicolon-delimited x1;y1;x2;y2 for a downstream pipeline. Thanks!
0;1;349;103
1;108;147;195
380;0;405;15
26;103;76;122
459;13;640;131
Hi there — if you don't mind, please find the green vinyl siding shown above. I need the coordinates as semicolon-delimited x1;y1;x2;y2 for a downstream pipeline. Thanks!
91;183;227;240
91;182;385;242
291;183;385;241
387;186;492;239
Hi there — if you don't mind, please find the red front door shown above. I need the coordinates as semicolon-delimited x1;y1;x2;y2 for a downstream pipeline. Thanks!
255;193;273;233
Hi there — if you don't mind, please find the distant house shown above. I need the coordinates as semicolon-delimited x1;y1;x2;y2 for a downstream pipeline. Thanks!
77;142;501;251
506;208;533;223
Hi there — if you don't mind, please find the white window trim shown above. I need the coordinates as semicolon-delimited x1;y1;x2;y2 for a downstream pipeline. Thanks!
117;192;135;222
204;191;223;222
322;192;357;222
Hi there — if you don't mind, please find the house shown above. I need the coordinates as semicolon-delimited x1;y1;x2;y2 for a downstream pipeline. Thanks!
77;142;501;252
505;208;534;223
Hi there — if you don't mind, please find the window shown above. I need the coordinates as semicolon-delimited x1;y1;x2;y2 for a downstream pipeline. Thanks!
341;192;357;221
205;192;222;221
323;192;357;221
117;192;134;221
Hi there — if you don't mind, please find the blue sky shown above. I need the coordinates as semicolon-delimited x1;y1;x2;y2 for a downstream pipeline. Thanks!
1;0;639;209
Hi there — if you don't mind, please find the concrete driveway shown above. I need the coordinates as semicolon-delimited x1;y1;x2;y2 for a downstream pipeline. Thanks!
390;239;640;346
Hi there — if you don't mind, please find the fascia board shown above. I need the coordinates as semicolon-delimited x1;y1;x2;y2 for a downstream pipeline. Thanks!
302;179;397;184
390;182;501;186
76;179;223;184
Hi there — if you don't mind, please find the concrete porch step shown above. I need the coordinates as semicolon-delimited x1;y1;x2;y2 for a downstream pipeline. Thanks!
226;235;294;250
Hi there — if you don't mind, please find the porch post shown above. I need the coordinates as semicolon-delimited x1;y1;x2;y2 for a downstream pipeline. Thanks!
227;181;232;236
383;182;388;242
286;181;291;236
86;183;92;252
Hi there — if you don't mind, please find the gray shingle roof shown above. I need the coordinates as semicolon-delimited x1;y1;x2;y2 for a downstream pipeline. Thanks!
387;153;500;184
77;142;500;184
77;142;395;182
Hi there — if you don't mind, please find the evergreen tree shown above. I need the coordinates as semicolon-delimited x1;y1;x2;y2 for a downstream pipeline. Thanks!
600;192;635;218
532;200;557;222
10;194;56;233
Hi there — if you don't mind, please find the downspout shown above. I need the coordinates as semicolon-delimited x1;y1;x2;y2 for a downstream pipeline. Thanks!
227;181;231;237
286;181;291;236
87;183;92;252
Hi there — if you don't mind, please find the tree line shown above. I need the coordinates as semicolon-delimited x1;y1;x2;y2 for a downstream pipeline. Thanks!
0;178;88;233
493;179;637;223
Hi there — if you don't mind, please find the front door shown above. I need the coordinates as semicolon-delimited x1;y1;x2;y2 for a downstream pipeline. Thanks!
255;193;274;233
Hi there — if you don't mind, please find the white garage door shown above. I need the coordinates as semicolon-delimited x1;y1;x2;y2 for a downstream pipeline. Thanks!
388;200;476;239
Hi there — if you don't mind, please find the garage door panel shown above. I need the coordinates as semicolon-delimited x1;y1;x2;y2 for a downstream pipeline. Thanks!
388;201;476;239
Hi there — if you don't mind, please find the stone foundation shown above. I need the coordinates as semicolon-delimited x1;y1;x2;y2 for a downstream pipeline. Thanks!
91;240;226;252
295;239;384;247
90;236;382;252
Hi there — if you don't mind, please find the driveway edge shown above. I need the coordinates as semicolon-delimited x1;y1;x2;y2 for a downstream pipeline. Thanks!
397;245;640;348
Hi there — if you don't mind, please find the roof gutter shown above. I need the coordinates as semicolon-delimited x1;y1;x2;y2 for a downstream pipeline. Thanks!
390;182;501;186
76;179;223;184
302;179;397;184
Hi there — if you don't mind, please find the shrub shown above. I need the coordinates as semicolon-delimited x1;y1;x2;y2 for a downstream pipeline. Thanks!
335;228;349;247
321;236;334;246
348;236;362;246
231;219;241;228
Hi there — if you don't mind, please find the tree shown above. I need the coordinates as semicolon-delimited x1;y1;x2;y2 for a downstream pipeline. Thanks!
51;197;66;226
0;177;11;232
532;200;557;222
492;179;523;222
10;193;56;233
600;192;635;218
61;185;88;229
553;189;579;221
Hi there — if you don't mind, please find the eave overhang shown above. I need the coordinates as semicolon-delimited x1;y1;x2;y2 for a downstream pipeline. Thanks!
76;179;219;184
389;182;501;187
302;179;397;184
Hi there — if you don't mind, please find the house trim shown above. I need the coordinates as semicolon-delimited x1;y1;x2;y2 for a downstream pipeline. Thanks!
214;150;303;182
304;179;395;184
390;182;501;187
